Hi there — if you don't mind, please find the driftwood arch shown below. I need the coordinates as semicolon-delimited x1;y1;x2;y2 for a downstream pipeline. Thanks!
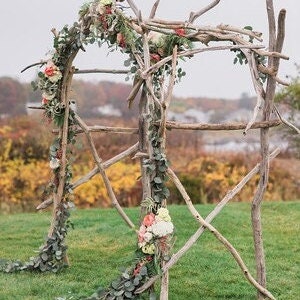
4;0;298;299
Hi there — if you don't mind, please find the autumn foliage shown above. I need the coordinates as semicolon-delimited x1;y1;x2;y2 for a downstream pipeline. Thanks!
0;117;299;213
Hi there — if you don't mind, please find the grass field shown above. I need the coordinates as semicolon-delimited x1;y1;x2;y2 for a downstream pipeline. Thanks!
0;202;299;300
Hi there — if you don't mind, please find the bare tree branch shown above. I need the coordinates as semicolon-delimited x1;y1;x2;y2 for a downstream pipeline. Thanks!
149;0;160;19
274;106;300;134
74;68;129;74
189;0;221;23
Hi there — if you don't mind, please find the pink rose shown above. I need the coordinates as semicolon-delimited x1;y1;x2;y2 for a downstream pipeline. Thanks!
150;53;161;62
175;28;185;37
142;213;155;227
45;66;55;76
42;98;48;105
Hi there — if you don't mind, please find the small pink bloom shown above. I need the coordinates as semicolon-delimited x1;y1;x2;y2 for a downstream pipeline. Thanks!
142;213;155;227
133;264;142;276
42;98;48;105
117;33;126;48
138;225;146;243
150;53;161;62
175;28;185;36
105;6;112;14
45;66;55;76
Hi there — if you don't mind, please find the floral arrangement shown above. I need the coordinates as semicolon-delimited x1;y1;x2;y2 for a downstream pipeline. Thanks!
87;202;174;299
138;208;174;256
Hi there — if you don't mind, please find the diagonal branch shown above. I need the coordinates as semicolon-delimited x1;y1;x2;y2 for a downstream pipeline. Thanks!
166;168;276;299
273;106;300;134
127;0;140;19
71;143;139;190
74;113;136;230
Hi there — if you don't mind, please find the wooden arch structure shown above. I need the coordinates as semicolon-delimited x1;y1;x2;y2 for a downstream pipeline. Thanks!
4;0;297;299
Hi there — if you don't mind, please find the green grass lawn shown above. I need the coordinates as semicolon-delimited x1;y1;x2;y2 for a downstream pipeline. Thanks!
0;202;299;300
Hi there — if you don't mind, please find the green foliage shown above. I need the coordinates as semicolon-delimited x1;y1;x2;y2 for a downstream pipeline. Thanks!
144;108;170;206
275;66;300;157
1;203;73;273
276;68;300;111
231;26;267;83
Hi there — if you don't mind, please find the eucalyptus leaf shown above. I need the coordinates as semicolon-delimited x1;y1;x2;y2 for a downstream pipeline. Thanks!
114;290;124;297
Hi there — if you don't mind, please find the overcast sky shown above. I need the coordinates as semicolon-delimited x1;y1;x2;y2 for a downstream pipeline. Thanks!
0;0;299;99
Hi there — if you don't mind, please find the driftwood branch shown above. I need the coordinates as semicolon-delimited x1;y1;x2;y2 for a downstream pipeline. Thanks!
74;68;129;74
71;143;139;190
149;0;160;19
141;44;265;78
48;53;78;238
274;106;300;134
168;168;275;299
52;120;281;135
165;119;281;131
36;197;53;210
242;51;265;134
74;113;136;230
21;61;46;73
189;0;221;23
127;0;140;19
70;126;138;135
251;2;285;298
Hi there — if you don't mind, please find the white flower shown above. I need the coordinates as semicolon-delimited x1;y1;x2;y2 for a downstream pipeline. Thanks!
49;158;60;169
42;92;56;101
151;221;174;237
148;31;163;45
156;207;171;222
143;232;153;243
48;72;62;83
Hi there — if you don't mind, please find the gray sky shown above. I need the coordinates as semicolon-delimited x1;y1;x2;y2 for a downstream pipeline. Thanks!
0;0;299;99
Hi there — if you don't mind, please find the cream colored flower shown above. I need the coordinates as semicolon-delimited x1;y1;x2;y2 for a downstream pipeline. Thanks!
151;221;174;237
156;207;171;222
42;92;56;101
148;31;163;45
100;0;112;6
143;232;153;243
142;243;155;255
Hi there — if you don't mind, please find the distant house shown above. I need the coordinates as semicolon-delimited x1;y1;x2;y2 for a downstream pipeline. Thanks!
224;108;254;122
97;104;122;117
168;108;211;123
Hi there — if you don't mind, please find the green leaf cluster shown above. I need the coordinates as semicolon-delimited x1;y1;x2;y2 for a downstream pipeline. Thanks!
1;202;72;273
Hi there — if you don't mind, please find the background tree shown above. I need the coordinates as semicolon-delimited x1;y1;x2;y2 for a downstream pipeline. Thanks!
276;65;300;157
0;77;27;116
